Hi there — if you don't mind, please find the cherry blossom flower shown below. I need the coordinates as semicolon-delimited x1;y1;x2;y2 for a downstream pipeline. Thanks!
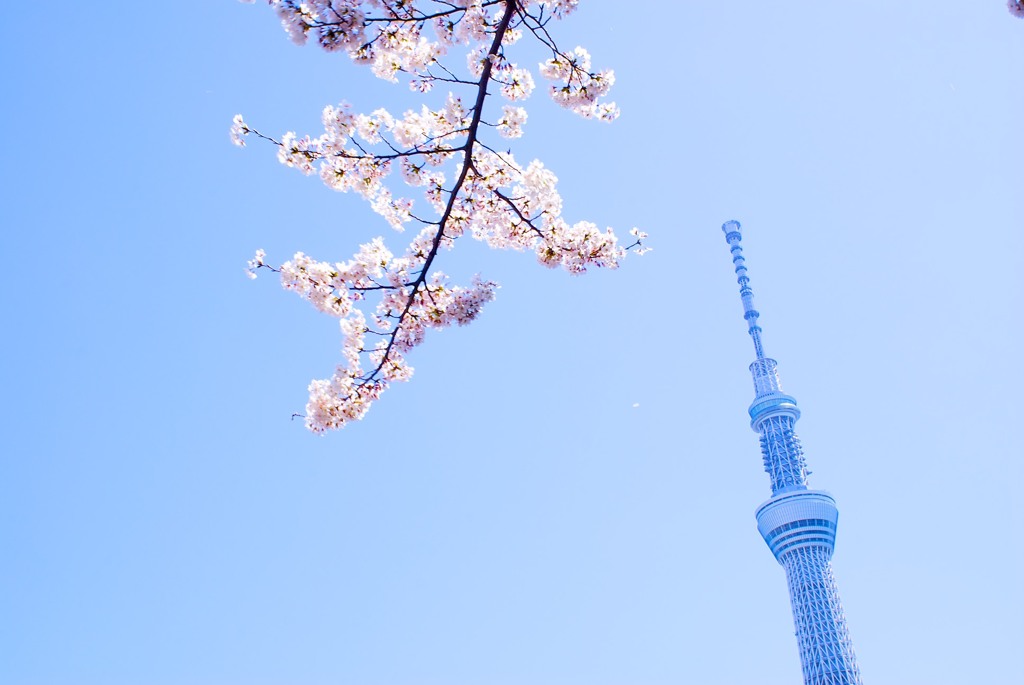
495;105;527;138
230;114;250;146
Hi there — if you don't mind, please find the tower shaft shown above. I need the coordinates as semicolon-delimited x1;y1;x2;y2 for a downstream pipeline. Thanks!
783;547;860;685
722;221;862;685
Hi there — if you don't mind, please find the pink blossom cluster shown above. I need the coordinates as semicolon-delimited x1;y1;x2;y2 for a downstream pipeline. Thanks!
539;46;618;120
236;0;646;432
253;241;497;432
242;1;617;115
304;269;495;431
1010;0;1024;18
449;148;631;272
495;105;527;138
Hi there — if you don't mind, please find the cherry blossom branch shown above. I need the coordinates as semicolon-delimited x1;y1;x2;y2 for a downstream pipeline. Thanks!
235;0;646;432
237;122;466;163
361;0;518;383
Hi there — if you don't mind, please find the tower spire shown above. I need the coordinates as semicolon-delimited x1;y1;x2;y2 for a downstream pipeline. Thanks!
722;220;862;685
722;220;765;360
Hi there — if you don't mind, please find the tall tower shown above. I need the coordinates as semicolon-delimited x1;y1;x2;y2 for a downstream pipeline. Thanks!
722;220;862;685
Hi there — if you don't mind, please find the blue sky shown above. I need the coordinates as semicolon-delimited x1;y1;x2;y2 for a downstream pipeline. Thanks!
2;2;1021;684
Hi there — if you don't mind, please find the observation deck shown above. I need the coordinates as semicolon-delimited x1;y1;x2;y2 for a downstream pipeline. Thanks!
756;490;839;562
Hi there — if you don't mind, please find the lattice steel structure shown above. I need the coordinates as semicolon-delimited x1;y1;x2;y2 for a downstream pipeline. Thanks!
722;220;862;685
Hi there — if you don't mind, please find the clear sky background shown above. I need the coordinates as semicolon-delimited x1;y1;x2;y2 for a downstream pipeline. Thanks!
2;2;1022;684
